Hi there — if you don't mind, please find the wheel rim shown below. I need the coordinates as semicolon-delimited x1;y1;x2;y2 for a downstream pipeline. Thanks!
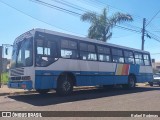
63;81;71;92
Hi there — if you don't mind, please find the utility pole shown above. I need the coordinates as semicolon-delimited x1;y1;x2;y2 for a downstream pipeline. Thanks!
0;46;2;88
141;18;146;50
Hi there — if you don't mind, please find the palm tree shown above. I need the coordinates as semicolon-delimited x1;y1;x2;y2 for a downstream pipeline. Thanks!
81;8;133;42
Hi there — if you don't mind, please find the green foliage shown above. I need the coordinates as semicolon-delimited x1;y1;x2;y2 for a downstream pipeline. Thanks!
1;72;9;85
81;8;133;42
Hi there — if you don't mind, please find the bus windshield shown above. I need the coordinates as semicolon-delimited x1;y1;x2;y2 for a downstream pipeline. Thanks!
11;37;33;68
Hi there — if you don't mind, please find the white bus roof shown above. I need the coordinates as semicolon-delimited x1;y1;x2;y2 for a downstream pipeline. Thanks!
17;28;150;54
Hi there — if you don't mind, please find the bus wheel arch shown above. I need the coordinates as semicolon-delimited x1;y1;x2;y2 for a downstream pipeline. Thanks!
129;73;137;83
56;72;76;96
122;73;136;89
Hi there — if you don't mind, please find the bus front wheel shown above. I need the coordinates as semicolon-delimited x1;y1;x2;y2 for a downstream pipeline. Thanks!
122;75;136;89
56;75;73;96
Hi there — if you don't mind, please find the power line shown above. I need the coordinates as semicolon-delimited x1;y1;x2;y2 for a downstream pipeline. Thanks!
146;9;160;27
60;0;100;13
147;31;160;43
0;0;144;38
87;0;143;20
78;0;142;33
52;0;142;32
121;23;141;32
51;0;86;12
0;0;85;36
30;0;82;16
115;25;141;33
31;0;141;33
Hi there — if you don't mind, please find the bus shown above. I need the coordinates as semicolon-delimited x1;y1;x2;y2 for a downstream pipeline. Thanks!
8;28;153;95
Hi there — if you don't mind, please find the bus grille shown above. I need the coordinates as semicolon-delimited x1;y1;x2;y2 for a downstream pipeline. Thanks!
10;68;24;76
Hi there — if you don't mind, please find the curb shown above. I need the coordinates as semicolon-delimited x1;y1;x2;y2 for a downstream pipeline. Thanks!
0;86;97;96
0;84;150;96
0;90;37;96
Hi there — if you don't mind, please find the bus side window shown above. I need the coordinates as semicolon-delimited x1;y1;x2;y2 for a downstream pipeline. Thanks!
124;50;134;64
79;43;97;61
97;46;111;62
36;39;57;66
112;48;124;63
60;39;78;59
134;52;144;65
143;54;151;65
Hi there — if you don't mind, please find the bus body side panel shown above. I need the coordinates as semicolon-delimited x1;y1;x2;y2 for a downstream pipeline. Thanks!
144;66;153;82
35;70;57;89
76;60;99;86
128;65;153;83
129;64;141;82
34;59;79;89
76;61;120;86
34;59;153;90
138;66;153;83
114;64;130;84
98;62;115;85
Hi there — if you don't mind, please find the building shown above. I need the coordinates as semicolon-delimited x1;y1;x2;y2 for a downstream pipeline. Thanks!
152;60;160;73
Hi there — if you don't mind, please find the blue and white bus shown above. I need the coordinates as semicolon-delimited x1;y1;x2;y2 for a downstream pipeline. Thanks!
8;28;153;95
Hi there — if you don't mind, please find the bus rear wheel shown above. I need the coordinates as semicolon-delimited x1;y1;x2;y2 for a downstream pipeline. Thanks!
122;75;136;89
56;75;73;96
36;89;50;94
148;82;153;86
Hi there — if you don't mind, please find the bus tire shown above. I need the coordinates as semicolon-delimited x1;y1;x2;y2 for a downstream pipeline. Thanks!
122;75;136;89
36;89;50;94
56;75;73;96
149;82;153;86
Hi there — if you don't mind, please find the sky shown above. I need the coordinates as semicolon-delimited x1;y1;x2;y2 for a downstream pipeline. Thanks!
0;0;160;61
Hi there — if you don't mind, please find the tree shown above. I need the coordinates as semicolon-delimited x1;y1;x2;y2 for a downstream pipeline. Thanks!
81;8;133;42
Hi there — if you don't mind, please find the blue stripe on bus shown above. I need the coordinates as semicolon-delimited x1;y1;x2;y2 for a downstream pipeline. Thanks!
129;64;140;75
35;70;153;90
8;80;32;90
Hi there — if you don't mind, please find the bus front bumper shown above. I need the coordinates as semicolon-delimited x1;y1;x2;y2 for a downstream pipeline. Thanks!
8;80;32;90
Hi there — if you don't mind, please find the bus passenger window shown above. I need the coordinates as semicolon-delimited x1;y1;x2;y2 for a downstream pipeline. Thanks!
61;49;78;59
134;53;144;65
124;51;134;64
97;46;111;62
143;54;151;65
112;56;124;63
112;48;124;63
61;40;78;59
98;54;110;62
79;43;97;61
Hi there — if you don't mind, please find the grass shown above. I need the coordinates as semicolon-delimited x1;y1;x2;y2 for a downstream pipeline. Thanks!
1;72;9;85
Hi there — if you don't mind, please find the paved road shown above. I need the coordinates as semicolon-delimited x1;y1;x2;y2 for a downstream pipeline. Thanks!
0;85;160;119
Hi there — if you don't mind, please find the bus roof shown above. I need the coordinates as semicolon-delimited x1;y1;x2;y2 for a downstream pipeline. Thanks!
19;28;150;54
